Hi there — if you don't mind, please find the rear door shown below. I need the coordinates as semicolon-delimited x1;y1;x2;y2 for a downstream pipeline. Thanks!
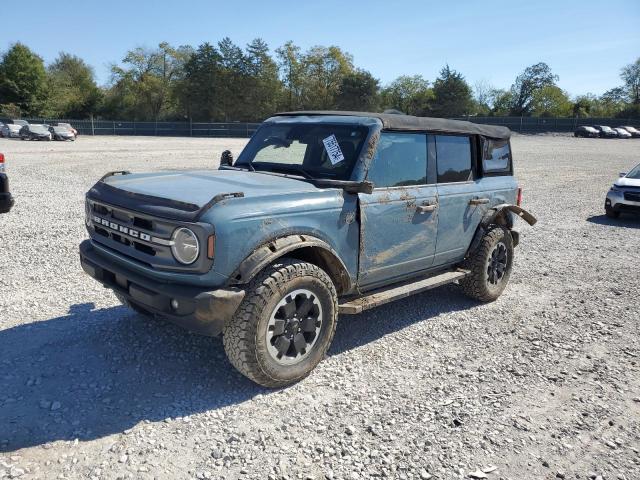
357;132;438;288
433;134;485;266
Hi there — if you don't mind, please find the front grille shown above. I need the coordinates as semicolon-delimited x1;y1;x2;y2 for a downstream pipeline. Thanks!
87;200;178;269
623;192;640;202
86;199;214;273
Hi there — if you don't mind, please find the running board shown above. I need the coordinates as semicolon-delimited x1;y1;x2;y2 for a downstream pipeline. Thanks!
339;269;470;314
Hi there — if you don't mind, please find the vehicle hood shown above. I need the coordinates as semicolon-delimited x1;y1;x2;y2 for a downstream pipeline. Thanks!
615;176;640;187
89;169;327;222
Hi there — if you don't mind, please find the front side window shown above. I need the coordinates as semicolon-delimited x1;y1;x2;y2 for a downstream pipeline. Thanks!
236;123;368;180
435;135;472;183
482;138;511;174
367;132;427;188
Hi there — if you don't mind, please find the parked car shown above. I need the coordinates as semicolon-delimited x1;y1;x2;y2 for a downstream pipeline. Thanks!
57;122;78;137
0;122;4;136
618;126;640;138
79;111;537;387
49;125;76;141
605;162;640;218
12;119;28;127
2;124;22;138
0;153;14;214
613;127;632;139
19;124;51;141
574;126;599;138
593;125;618;138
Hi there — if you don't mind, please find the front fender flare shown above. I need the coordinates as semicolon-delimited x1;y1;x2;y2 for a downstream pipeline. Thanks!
228;234;352;293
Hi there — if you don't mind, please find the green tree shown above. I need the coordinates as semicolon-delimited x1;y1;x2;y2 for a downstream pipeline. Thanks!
0;43;48;116
300;46;354;109
621;58;640;105
244;38;282;120
429;65;473;117
46;53;102;118
530;85;572;117
275;41;303;110
335;69;380;111
380;75;432;116
105;42;192;121
509;62;558;116
490;89;513;116
177;42;223;121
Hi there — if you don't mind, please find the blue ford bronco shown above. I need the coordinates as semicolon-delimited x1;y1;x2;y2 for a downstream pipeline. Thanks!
80;111;536;387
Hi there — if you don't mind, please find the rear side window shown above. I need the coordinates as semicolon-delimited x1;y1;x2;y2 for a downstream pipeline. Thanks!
435;135;472;183
367;132;427;188
482;138;511;174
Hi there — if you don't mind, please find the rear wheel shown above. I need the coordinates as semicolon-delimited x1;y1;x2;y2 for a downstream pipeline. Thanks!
223;258;338;388
114;292;153;317
460;226;514;302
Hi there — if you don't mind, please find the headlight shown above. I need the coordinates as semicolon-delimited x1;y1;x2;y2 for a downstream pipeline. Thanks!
171;227;200;265
610;184;623;192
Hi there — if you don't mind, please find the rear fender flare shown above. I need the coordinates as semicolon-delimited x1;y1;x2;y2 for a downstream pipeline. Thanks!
466;204;537;257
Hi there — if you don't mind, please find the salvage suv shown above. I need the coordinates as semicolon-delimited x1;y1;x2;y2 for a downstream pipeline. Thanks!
79;111;536;387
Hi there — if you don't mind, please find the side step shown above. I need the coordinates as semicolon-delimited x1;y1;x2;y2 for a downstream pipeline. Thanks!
338;269;470;314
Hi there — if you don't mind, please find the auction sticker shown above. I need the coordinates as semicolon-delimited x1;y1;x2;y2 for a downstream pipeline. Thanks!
322;134;345;165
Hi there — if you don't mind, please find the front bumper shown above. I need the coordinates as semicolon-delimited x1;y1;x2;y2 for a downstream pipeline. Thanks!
79;240;245;336
606;189;640;214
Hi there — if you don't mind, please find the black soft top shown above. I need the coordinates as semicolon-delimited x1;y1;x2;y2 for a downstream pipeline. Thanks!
273;110;511;140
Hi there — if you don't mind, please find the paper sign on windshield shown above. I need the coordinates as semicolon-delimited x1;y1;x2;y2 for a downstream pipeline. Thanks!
322;134;345;165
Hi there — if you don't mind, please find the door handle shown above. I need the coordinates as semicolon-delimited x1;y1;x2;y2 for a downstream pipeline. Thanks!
416;202;437;214
468;197;490;206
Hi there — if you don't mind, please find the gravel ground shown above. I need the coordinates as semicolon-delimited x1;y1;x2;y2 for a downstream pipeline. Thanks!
0;134;638;480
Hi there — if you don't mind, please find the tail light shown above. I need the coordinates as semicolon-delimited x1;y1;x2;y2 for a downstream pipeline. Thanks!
0;153;5;173
516;187;523;207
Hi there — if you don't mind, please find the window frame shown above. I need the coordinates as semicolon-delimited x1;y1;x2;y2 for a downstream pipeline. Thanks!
480;137;513;177
433;133;476;185
367;130;431;190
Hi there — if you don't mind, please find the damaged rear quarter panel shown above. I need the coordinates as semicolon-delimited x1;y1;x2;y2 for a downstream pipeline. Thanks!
203;189;360;286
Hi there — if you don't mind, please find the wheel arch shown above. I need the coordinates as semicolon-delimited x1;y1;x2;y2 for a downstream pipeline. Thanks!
465;204;536;258
229;234;352;295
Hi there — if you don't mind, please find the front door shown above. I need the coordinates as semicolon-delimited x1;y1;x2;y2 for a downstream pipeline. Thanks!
358;132;438;288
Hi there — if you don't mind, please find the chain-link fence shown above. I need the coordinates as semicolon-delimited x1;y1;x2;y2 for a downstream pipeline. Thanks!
0;117;261;137
1;115;638;137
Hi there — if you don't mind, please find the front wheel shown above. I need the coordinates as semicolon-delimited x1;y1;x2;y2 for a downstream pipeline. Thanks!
460;226;514;302
223;258;338;388
605;206;620;219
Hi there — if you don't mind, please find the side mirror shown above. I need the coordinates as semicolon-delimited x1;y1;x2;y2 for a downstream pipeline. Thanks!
619;172;627;178
220;150;234;167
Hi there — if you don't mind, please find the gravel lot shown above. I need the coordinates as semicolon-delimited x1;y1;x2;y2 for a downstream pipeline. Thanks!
0;134;638;480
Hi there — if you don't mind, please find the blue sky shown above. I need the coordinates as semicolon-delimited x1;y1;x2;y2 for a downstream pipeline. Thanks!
3;0;639;97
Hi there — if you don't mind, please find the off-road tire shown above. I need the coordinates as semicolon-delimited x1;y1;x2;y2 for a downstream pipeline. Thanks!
223;258;338;388
114;292;154;317
605;206;620;219
460;226;514;302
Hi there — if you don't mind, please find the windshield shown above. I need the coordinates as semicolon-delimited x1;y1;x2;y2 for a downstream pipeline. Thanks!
600;126;613;131
30;125;48;133
626;164;640;179
236;123;369;181
53;126;70;133
9;125;21;131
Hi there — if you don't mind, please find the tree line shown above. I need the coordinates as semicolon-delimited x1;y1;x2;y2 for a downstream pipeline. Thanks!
0;39;638;121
